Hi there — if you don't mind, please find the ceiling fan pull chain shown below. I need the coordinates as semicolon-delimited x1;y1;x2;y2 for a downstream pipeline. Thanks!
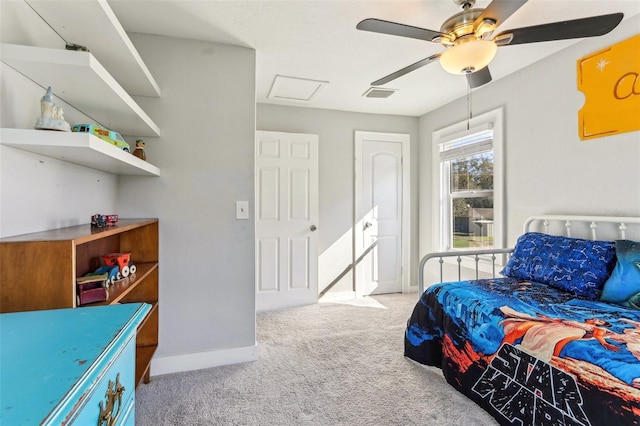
467;82;472;130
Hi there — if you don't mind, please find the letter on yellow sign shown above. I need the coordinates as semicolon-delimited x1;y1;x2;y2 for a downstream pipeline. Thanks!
577;34;640;140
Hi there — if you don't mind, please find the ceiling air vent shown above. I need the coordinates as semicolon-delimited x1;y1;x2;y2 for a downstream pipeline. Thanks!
363;87;396;98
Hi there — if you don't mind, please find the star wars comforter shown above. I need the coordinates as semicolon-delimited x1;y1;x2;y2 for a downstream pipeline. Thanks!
405;278;640;426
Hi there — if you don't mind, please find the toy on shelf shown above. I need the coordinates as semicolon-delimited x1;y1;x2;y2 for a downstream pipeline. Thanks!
82;252;137;290
103;253;137;278
34;86;71;132
132;139;146;161
76;273;108;305
89;265;121;286
91;214;118;228
65;43;89;52
71;123;131;152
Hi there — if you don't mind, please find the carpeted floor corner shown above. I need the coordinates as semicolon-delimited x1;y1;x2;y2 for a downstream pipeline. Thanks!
135;293;499;425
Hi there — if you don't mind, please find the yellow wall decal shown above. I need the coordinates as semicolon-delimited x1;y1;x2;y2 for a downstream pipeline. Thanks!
577;34;640;140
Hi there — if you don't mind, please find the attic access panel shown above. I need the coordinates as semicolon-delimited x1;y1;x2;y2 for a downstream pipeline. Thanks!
268;75;328;103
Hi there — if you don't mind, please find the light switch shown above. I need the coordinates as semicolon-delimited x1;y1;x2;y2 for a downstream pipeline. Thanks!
236;201;249;219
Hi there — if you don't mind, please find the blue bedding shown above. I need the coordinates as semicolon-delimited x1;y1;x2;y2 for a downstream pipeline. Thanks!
405;277;640;425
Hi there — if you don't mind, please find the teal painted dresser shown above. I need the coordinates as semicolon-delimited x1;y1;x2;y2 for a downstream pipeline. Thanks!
0;303;150;425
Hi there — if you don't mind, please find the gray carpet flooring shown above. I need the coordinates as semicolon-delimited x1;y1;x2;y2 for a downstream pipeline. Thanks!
135;293;499;425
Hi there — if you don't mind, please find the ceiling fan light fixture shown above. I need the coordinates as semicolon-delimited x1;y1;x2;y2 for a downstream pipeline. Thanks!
439;39;497;74
474;18;497;38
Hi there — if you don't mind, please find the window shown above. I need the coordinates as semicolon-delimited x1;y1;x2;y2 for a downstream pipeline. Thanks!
432;108;504;252
442;129;494;249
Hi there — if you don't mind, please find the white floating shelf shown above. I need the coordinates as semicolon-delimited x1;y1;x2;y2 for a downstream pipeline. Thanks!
0;128;160;177
26;0;161;98
0;43;161;138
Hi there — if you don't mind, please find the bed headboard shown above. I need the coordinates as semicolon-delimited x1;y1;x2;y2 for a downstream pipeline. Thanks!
418;214;640;294
524;215;640;242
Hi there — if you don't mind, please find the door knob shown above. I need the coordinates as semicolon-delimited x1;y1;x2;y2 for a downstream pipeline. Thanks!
310;225;317;232
364;222;373;229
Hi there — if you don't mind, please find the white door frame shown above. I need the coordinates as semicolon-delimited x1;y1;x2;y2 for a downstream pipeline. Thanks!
354;131;410;296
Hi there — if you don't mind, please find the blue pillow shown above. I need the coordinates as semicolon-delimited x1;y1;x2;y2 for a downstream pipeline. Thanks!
501;232;616;300
600;240;640;307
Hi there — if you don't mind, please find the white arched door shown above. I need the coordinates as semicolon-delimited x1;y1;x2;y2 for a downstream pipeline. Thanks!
355;131;410;296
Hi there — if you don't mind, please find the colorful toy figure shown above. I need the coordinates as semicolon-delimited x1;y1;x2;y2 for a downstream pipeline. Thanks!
72;124;130;152
133;139;146;161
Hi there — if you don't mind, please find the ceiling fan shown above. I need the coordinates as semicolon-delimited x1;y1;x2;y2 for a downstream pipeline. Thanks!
357;0;623;88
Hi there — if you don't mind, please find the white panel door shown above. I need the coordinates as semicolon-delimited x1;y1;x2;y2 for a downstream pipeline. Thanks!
256;131;318;311
355;131;410;296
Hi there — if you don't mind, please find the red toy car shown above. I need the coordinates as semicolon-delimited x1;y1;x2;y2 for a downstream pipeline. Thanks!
91;214;119;228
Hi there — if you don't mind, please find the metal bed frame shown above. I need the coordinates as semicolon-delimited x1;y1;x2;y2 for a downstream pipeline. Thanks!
418;214;640;294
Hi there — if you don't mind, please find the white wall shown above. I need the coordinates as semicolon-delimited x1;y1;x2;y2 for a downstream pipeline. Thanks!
0;65;118;236
118;34;257;373
256;104;420;294
418;15;640;264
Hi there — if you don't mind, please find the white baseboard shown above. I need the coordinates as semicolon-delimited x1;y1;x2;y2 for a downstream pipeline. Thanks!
150;344;258;377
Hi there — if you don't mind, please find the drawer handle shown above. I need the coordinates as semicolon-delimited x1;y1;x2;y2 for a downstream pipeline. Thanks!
98;373;125;426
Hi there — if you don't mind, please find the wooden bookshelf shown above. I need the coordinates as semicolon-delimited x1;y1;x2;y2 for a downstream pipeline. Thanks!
0;219;159;387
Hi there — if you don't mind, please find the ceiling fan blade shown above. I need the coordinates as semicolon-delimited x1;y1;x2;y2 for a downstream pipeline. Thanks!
475;0;528;28
494;13;624;46
357;18;444;42
371;54;441;86
466;67;492;89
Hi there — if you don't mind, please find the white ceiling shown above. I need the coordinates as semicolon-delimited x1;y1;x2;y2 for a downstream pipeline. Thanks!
9;0;640;118
107;0;639;117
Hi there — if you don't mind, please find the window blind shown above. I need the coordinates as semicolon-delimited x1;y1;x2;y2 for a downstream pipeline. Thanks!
439;129;493;162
